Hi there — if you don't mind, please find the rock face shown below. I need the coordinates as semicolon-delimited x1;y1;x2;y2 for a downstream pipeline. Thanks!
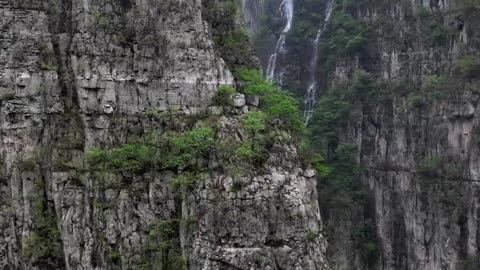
323;1;480;269
0;0;328;269
248;0;480;269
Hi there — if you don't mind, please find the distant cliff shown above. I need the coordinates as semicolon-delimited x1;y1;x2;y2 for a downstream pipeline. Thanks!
246;0;480;269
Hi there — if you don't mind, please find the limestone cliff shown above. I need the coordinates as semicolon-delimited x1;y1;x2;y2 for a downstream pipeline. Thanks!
0;0;329;269
246;0;480;269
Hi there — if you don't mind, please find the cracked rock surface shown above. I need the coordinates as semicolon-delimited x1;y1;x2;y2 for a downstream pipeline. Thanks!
0;0;329;269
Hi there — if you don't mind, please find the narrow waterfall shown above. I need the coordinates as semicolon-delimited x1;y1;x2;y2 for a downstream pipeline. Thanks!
266;0;294;82
303;0;336;124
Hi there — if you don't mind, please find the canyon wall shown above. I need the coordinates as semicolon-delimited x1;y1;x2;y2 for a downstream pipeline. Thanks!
0;0;328;269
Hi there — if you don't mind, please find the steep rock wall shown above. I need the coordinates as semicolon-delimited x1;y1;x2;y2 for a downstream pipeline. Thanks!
247;0;480;269
329;1;479;269
0;0;329;269
318;0;480;269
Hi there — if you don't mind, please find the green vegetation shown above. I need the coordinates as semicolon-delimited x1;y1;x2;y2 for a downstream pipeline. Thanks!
418;155;464;179
38;42;57;71
288;0;325;43
22;179;63;268
408;94;427;109
354;221;379;267
310;71;379;151
242;111;267;133
163;128;215;169
86;128;215;174
86;144;154;173
418;11;449;47
403;74;453;109
423;22;449;47
422;75;448;99
238;69;304;131
306;70;381;268
204;0;257;73
236;142;265;163
418;155;442;177
217;29;250;58
455;56;480;79
140;220;186;270
463;0;480;17
170;172;204;193
107;251;122;265
230;180;244;193
213;86;237;106
305;231;320;242
322;13;368;69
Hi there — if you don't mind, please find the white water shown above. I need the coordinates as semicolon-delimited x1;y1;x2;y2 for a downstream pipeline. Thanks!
303;0;335;124
266;0;294;82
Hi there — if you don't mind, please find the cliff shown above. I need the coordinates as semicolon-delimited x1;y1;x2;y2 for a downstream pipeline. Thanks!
0;0;329;269
245;0;480;269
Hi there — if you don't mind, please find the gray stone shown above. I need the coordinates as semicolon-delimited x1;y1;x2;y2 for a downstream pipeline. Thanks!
233;93;246;107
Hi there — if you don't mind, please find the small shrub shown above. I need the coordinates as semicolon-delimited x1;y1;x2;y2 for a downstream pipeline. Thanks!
455;56;480;79
312;155;332;177
322;13;368;69
168;256;187;270
213;86;236;105
38;42;57;71
445;163;464;179
109;144;155;172
23;233;61;263
108;251;122;265
238;69;304;132
463;0;480;11
236;143;265;163
306;231;320;242
423;23;448;47
418;155;442;177
86;149;109;167
144;110;169;120
23;186;63;267
170;173;197;192
223;0;239;17
163;128;216;169
242;111;267;133
20;156;39;171
230;180;243;192
422;75;447;99
237;68;264;84
86;144;155;173
408;95;427;109
149;220;178;244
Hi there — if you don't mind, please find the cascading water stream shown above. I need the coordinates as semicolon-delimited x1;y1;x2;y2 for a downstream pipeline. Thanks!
266;0;294;82
303;0;336;124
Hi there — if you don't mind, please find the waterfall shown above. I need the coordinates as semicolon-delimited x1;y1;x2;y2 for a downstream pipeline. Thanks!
266;0;294;82
303;0;336;124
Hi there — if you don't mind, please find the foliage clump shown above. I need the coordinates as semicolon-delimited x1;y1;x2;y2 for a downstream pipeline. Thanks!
238;69;304;132
213;86;237;106
86;144;155;173
321;13;368;69
140;220;186;270
455;56;480;79
22;182;64;268
86;128;215;174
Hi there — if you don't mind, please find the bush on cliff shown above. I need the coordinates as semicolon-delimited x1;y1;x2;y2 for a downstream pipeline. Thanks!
238;69;304;132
